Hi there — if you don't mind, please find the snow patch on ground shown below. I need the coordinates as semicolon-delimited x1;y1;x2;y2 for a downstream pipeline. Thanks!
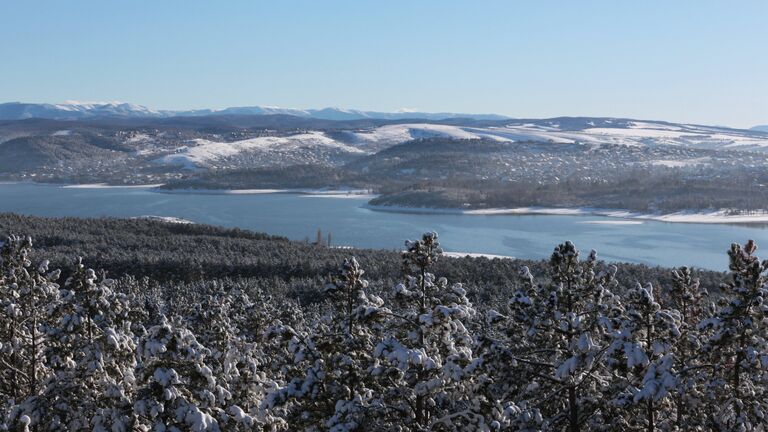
132;215;195;224
628;121;683;131
649;157;711;167
352;124;489;146
466;126;578;144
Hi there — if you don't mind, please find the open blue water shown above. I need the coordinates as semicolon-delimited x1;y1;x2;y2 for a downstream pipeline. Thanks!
1;182;766;271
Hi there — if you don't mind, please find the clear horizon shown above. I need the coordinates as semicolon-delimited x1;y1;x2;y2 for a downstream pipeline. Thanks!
2;0;766;128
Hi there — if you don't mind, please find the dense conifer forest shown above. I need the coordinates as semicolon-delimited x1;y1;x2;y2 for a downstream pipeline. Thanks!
1;213;766;431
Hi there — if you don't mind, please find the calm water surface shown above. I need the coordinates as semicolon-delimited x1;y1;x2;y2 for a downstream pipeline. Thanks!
1;182;766;271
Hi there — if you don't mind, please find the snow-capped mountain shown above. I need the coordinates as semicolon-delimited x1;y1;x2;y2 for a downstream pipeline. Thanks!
752;125;768;132
291;107;508;121
0;101;161;120
0;101;508;121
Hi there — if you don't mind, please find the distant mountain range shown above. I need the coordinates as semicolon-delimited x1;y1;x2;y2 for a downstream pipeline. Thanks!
4;101;766;132
0;101;509;121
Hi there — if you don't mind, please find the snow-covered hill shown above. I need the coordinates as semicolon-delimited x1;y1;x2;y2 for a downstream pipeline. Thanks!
1;101;764;150
4;101;766;152
157;132;368;169
148;120;768;170
343;120;768;152
463;120;768;151
152;124;511;169
349;124;491;147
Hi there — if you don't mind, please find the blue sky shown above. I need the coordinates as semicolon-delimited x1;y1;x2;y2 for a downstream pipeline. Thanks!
1;0;766;127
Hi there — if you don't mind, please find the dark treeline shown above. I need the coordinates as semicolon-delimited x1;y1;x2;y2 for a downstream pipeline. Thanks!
0;213;726;302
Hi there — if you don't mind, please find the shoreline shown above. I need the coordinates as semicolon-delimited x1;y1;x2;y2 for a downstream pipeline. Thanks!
363;203;768;225
0;181;166;189
61;183;166;189
0;182;374;197
153;187;375;198
3;181;767;224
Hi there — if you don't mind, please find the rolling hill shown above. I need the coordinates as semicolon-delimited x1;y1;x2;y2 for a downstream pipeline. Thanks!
2;107;768;212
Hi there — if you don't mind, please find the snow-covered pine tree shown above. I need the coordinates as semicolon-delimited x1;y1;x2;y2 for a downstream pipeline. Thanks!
0;236;33;403
264;257;388;430
133;316;228;431
219;337;285;430
504;241;619;431
0;236;62;430
468;266;547;431
665;266;709;430
184;289;235;361
698;240;768;431
187;282;287;429
39;258;137;431
607;282;682;431
373;232;479;429
323;257;390;430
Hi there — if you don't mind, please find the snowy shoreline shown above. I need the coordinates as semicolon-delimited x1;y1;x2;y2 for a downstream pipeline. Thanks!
61;183;165;189
363;204;768;224
0;181;167;189
154;187;376;198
